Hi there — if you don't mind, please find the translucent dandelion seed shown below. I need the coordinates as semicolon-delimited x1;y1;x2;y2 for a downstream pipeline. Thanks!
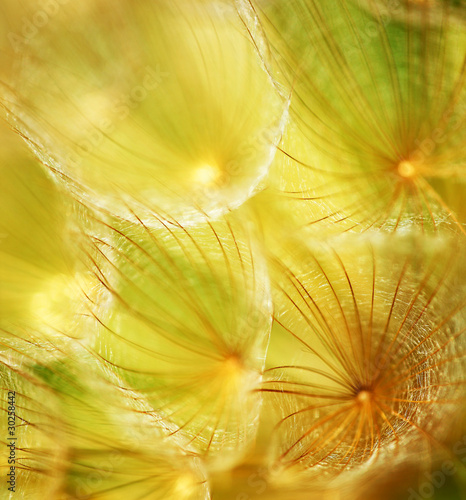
238;0;466;233
264;233;466;486
2;0;287;224
85;209;273;469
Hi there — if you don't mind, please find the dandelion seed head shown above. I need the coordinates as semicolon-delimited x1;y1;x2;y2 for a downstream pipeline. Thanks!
3;0;287;225
86;211;272;468
241;0;466;234
264;233;466;487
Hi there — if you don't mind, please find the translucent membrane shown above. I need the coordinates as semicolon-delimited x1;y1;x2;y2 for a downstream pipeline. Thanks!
87;210;272;468
264;233;466;485
3;0;287;224
238;0;466;233
0;122;95;341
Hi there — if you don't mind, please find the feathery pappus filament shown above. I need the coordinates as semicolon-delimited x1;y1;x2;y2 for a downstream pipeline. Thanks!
0;342;67;499
1;0;466;498
260;119;465;236
27;345;211;500
2;0;287;225
86;209;272;470
238;0;466;233
264;233;466;485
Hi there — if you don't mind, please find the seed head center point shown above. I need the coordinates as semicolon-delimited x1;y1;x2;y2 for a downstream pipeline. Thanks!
397;160;416;179
356;390;372;404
